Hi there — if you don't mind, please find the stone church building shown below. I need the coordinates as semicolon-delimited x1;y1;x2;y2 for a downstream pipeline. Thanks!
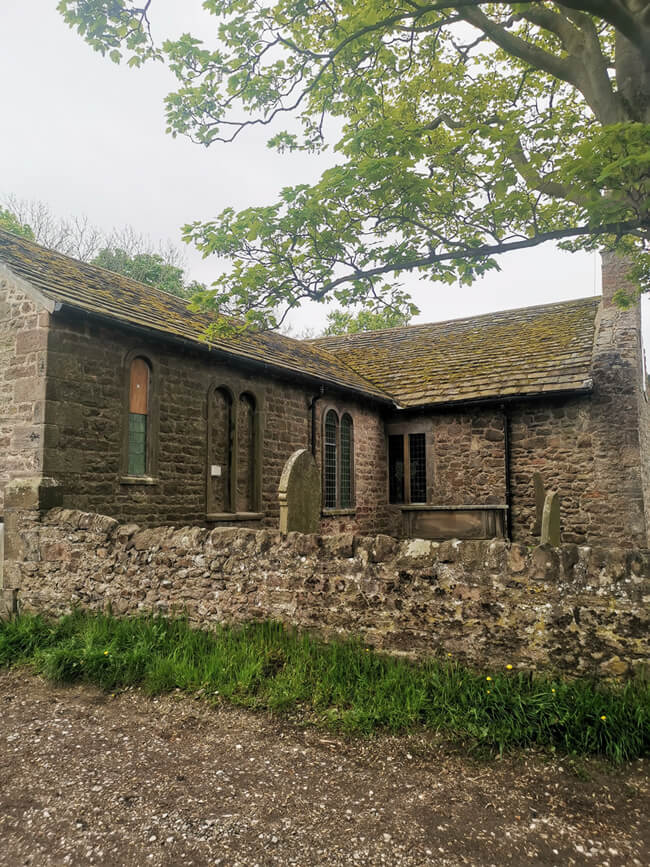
1;228;648;548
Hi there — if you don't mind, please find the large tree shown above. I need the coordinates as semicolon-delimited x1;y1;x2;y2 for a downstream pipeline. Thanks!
58;1;649;328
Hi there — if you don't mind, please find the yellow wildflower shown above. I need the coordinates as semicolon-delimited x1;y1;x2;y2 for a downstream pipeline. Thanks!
600;715;607;721
506;664;513;670
104;650;109;656
486;676;492;681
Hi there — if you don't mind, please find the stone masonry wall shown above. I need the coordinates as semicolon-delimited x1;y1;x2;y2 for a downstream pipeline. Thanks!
4;501;648;679
43;310;388;534
0;272;48;516
317;397;390;536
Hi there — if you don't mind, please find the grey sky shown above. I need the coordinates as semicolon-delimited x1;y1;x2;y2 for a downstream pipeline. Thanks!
1;1;643;337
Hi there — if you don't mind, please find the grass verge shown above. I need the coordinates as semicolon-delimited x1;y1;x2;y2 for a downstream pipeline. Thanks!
1;611;648;763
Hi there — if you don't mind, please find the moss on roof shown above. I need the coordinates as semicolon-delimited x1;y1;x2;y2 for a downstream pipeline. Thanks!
0;229;600;409
0;229;391;403
313;297;600;407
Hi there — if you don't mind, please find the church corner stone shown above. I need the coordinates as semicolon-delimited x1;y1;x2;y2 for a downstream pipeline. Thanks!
4;476;62;512
278;449;321;535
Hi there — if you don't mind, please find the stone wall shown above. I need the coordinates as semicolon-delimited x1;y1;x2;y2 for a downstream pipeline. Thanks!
317;397;391;536
0;271;48;516
4;496;648;678
43;310;386;534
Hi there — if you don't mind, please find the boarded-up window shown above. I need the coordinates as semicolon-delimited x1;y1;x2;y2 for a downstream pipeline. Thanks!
324;410;338;509
210;387;233;513
236;393;256;512
128;358;150;476
340;414;353;509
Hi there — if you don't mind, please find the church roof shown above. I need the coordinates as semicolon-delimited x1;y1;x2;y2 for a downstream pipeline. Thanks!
0;229;599;409
312;297;599;408
0;229;392;403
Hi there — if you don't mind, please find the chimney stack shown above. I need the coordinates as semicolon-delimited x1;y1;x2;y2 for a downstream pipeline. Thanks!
601;251;639;309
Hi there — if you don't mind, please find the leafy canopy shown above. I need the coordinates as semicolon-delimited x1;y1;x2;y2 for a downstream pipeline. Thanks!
58;1;650;329
0;207;35;241
323;305;414;335
91;247;204;298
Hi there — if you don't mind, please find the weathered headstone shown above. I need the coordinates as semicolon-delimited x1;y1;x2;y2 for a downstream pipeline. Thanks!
540;490;561;547
533;472;546;535
278;449;321;534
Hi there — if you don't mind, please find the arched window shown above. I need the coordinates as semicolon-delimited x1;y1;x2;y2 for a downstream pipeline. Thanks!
324;410;339;509
209;386;234;513
323;409;355;510
207;384;262;518
340;413;354;508
127;357;151;476
236;393;256;512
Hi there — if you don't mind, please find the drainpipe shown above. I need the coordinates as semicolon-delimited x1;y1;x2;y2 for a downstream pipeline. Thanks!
502;404;512;542
309;386;325;456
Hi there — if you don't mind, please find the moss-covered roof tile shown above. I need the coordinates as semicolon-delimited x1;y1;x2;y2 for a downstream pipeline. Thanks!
312;297;600;407
0;229;391;403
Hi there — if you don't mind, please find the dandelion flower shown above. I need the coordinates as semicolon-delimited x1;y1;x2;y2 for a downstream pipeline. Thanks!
600;715;607;721
486;676;492;681
506;664;513;670
552;688;556;693
104;650;109;656
487;690;491;694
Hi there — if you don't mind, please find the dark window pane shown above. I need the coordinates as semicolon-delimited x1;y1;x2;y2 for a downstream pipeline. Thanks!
409;433;427;503
388;435;404;504
324;410;338;508
340;414;353;509
128;412;147;476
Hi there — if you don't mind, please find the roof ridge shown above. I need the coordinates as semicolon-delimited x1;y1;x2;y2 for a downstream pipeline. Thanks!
310;295;601;344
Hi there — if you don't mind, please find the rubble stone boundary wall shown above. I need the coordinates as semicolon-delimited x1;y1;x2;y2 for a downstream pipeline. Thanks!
3;500;648;679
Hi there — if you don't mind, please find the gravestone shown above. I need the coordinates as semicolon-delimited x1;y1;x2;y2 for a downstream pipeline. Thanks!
540;490;561;547
533;472;546;535
278;449;321;534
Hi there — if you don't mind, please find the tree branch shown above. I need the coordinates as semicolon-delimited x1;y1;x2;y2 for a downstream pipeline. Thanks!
312;219;647;298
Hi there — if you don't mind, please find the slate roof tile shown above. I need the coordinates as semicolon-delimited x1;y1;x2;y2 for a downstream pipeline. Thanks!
0;229;600;409
312;297;599;407
0;229;391;403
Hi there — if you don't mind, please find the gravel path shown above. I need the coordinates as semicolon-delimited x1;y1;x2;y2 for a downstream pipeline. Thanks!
1;668;648;866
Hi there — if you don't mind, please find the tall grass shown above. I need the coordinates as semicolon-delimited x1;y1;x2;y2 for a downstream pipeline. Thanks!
1;611;648;762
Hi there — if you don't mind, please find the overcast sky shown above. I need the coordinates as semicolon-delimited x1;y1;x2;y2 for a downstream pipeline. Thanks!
1;0;641;337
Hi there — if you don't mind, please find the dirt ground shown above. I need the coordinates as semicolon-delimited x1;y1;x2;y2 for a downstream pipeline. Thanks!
0;668;648;867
